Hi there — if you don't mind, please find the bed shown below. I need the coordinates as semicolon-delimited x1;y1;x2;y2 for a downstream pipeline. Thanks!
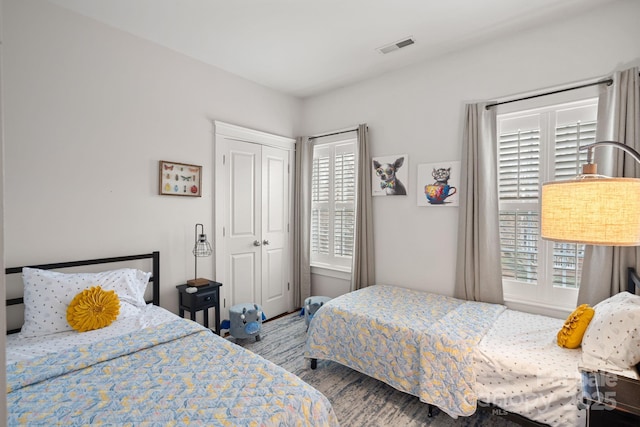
6;251;339;426
304;272;640;427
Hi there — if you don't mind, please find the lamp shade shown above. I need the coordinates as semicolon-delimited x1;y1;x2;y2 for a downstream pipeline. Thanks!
193;234;213;257
541;177;640;246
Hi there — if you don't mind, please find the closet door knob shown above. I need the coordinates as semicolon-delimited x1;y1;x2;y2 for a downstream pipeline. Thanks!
263;240;270;246
253;240;262;247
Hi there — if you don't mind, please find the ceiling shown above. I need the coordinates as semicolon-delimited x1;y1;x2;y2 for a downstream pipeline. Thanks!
48;0;618;98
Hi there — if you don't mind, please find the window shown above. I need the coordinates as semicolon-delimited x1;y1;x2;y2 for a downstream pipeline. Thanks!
497;99;597;310
311;137;356;270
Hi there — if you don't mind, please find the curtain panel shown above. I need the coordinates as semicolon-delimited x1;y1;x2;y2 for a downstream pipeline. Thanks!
351;124;375;290
579;67;640;305
454;103;504;304
293;136;313;307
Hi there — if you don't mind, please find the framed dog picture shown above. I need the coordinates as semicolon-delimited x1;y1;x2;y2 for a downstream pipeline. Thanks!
371;154;409;196
159;160;202;197
416;161;461;207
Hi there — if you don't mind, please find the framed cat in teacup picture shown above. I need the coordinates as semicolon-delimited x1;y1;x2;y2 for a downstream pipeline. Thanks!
416;161;460;207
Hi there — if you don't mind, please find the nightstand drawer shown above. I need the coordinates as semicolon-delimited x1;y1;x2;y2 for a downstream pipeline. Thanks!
194;289;217;309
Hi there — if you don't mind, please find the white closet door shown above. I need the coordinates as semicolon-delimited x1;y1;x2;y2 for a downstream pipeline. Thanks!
226;140;262;306
261;145;290;317
215;121;294;320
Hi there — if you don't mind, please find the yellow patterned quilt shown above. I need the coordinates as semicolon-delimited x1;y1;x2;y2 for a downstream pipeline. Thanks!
304;285;505;418
8;319;339;426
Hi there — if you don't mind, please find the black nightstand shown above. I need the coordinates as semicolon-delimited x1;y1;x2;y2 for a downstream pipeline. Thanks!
176;281;223;334
580;370;640;426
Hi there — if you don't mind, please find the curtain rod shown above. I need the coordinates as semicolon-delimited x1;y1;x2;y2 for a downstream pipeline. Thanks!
308;128;358;140
485;78;613;110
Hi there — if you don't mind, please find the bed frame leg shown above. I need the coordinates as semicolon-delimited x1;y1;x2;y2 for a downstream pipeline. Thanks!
427;404;433;417
310;358;317;370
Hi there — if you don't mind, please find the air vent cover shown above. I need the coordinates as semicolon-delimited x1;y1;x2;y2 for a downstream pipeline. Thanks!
377;37;415;54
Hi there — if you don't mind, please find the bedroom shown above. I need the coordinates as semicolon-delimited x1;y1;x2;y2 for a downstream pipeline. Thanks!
2;0;640;424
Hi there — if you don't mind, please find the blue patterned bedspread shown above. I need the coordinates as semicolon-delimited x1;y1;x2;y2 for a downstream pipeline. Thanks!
8;319;339;426
304;285;505;418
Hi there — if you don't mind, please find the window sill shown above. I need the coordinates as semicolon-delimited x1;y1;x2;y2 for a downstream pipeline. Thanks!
310;264;351;281
503;296;574;319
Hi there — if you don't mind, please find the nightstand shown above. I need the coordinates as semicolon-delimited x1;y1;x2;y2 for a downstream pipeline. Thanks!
580;370;640;426
176;281;223;334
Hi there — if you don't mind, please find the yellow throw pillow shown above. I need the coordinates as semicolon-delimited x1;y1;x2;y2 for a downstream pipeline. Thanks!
557;304;595;349
67;286;120;332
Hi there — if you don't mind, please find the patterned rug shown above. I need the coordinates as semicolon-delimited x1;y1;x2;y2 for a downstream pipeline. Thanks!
229;312;521;427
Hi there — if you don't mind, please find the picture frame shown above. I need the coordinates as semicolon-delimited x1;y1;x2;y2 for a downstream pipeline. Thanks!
371;154;409;196
159;160;202;197
416;161;461;207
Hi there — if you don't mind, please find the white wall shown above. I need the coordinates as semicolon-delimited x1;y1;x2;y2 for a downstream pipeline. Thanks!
2;0;301;319
0;0;7;422
302;0;640;300
3;0;640;324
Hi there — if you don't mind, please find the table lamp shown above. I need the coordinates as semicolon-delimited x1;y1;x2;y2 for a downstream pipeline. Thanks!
188;223;213;286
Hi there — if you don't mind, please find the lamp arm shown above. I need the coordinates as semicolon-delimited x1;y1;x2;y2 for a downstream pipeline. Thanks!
582;141;640;166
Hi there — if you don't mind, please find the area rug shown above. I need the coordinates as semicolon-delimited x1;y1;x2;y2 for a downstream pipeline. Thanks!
230;312;520;427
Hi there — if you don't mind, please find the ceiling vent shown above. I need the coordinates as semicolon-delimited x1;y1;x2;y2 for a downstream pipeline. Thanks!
377;37;415;54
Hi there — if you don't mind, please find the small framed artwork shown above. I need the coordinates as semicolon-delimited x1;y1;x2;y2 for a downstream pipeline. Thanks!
417;161;461;207
159;160;202;197
371;154;409;196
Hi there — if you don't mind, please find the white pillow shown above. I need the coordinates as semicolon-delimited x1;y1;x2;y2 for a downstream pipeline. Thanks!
581;292;640;370
20;267;151;338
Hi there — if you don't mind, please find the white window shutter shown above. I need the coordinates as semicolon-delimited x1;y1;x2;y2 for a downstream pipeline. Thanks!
498;100;597;302
310;139;357;268
499;210;539;283
550;119;594;288
311;150;330;256
334;149;355;257
498;129;540;200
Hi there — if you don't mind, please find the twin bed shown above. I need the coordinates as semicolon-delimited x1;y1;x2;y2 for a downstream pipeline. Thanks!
6;252;338;426
305;276;640;427
7;251;639;426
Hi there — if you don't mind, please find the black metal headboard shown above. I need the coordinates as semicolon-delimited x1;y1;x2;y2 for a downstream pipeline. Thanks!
6;251;160;334
628;267;639;295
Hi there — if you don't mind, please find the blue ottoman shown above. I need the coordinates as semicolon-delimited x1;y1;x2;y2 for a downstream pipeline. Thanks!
224;303;265;341
304;296;331;330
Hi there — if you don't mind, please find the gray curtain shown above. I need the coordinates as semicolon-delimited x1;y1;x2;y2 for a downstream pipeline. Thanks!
579;67;640;305
454;102;504;304
351;124;375;290
293;136;313;307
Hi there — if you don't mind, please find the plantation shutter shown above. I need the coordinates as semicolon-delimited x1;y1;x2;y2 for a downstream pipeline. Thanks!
497;100;598;308
554;121;595;180
498;125;541;283
499;211;538;282
311;147;330;256
551;119;595;288
498;129;540;200
334;146;355;257
310;138;357;268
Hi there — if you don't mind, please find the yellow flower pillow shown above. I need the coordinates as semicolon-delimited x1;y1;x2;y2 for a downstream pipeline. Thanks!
67;286;121;332
557;304;595;349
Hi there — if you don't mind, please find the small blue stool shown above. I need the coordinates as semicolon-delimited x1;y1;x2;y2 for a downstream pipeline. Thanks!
303;296;331;330
222;303;266;341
